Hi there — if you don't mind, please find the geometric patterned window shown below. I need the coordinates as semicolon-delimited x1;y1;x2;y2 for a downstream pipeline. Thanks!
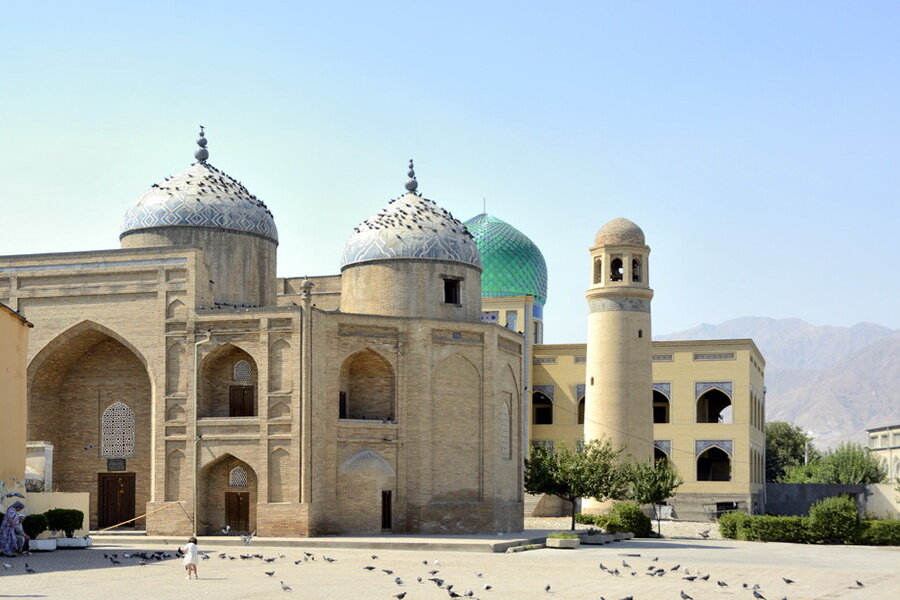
228;466;248;488
499;399;512;460
233;360;252;381
101;402;135;458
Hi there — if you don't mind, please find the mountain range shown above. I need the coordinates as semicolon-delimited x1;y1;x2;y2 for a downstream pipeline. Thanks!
657;317;900;448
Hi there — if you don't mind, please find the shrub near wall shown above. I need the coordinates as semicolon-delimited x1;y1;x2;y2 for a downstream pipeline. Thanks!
717;511;750;539
859;520;900;546
807;496;858;544
607;502;652;538
740;516;808;543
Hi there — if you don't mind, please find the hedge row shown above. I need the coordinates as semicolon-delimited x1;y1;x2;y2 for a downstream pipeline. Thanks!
718;496;900;546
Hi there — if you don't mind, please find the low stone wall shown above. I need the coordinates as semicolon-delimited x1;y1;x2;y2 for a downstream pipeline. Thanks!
765;483;866;516
862;483;900;519
25;491;90;537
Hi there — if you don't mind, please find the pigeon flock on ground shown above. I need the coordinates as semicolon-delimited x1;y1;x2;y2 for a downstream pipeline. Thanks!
0;542;873;598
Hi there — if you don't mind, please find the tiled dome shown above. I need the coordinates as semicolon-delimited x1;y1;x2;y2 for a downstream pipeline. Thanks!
121;129;277;243
340;162;480;269
120;161;277;243
464;213;548;306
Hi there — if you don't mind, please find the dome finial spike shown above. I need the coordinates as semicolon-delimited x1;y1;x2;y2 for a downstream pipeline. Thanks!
405;158;418;192
195;125;209;163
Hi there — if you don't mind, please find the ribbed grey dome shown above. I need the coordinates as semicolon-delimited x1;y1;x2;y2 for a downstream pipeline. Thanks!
120;162;277;243
341;191;480;270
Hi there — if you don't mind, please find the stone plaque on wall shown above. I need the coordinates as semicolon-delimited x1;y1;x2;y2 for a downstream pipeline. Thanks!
107;459;126;472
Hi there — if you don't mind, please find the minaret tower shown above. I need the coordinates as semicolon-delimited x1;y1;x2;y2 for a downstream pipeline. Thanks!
582;218;654;514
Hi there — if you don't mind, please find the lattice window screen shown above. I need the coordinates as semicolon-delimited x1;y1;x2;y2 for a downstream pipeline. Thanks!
101;402;135;458
233;360;252;381
229;466;249;488
499;398;512;460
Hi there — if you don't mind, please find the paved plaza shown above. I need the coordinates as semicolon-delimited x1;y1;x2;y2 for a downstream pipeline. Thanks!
0;536;896;600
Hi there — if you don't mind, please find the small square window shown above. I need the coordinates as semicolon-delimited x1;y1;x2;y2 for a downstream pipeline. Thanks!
443;278;460;304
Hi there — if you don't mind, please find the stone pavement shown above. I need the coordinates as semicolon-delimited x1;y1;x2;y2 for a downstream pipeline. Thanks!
0;537;896;599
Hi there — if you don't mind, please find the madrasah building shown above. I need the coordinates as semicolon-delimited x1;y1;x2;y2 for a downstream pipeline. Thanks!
1;130;764;535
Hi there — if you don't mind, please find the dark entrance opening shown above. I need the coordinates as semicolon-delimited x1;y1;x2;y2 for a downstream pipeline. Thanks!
697;447;731;481
225;491;250;532
381;490;392;530
229;386;255;417
98;472;136;529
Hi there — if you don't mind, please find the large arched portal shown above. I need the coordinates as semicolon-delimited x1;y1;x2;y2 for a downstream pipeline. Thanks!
28;322;152;529
199;454;258;535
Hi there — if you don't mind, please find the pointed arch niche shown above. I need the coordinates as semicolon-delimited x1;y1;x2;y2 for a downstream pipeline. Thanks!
199;454;257;535
432;354;481;501
199;344;259;418
268;339;293;393
339;349;395;420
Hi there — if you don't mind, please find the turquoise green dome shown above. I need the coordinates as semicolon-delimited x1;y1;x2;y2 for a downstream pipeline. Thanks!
464;213;548;306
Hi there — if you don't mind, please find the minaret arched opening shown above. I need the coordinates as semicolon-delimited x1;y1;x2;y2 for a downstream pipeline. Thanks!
609;257;624;282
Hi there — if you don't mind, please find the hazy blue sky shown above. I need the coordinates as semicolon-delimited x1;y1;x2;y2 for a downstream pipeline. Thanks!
2;1;897;343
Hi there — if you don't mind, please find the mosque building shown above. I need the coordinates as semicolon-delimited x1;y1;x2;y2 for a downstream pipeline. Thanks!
0;133;524;536
1;129;764;534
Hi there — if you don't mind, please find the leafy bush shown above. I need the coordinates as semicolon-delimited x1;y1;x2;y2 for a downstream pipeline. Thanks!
740;516;808;543
22;513;49;539
547;531;579;539
607;502;652;537
858;520;900;546
808;496;858;544
45;508;84;538
782;443;886;484
575;513;610;528
717;510;751;539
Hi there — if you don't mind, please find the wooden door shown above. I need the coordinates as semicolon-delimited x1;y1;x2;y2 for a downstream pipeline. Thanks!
98;473;136;529
225;491;250;532
381;490;392;530
229;386;255;417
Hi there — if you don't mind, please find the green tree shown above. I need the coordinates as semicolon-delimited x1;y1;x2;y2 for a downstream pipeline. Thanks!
782;442;886;484
765;421;817;482
626;459;684;535
524;439;629;530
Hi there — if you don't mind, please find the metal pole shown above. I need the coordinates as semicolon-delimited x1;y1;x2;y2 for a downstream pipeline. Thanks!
193;331;212;536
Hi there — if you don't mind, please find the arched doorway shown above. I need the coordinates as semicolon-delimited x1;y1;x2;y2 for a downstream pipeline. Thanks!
28;322;152;530
336;450;396;534
199;454;257;535
199;344;259;418
339;349;395;420
697;446;731;481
